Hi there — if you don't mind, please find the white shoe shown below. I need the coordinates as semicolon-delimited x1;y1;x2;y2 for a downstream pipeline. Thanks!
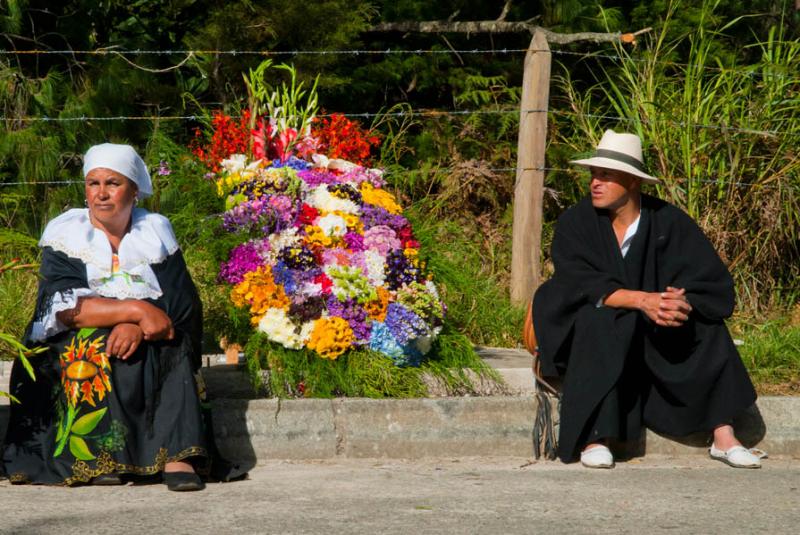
580;444;614;469
709;445;764;469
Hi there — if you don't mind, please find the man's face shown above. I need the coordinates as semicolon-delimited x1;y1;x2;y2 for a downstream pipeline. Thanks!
589;167;640;211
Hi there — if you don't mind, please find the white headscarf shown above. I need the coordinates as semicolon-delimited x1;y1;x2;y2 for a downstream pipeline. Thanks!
82;143;152;199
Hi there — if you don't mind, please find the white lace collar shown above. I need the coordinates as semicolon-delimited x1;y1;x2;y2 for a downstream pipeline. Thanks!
39;208;179;299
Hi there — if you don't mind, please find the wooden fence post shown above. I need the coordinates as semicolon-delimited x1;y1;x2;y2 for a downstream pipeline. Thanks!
510;30;551;305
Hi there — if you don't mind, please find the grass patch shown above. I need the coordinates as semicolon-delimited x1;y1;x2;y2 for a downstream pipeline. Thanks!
245;326;502;398
735;318;800;396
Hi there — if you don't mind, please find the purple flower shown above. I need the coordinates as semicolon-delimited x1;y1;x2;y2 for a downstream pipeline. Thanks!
327;297;371;345
218;242;264;284
363;225;401;256
385;250;420;290
272;156;312;171
157;160;172;176
384;302;428;345
222;199;281;234
360;205;408;231
278;246;317;270
298;169;339;188
343;231;364;251
341;168;386;189
289;295;325;322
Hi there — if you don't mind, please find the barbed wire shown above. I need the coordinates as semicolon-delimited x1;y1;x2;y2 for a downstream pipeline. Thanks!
0;47;530;57
0;109;535;122
4;107;799;138
2;46;793;80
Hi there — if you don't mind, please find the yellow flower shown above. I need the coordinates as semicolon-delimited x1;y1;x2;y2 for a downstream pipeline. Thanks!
333;211;364;233
306;317;354;359
359;182;402;215
231;267;290;324
304;225;334;248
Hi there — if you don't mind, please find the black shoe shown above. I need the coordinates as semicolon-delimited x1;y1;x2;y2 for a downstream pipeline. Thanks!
92;473;123;485
163;471;205;492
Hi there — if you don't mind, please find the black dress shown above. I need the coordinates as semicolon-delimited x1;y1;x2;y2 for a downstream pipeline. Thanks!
2;208;221;485
533;194;757;462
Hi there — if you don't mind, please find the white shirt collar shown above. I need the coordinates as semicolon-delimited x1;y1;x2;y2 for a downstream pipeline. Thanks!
620;213;641;258
39;208;178;299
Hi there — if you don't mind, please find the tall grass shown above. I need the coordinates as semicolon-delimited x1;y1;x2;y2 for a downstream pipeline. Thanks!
556;5;800;313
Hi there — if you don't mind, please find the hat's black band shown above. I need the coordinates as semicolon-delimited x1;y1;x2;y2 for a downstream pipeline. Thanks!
594;149;646;173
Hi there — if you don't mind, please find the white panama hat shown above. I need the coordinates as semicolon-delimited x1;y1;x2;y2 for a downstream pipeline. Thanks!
570;130;659;184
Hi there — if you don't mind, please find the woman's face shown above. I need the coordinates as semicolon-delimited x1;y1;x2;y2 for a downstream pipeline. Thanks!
85;168;138;230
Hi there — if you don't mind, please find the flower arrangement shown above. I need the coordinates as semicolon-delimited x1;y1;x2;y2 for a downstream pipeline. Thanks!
215;153;445;367
200;62;445;367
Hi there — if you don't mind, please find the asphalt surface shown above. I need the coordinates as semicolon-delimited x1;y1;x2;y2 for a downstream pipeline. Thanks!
1;456;798;534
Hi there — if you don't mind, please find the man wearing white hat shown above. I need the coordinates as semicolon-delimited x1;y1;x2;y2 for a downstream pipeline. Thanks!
532;130;762;469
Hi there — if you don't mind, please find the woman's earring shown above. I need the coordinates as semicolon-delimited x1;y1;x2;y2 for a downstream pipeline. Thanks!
84;199;88;208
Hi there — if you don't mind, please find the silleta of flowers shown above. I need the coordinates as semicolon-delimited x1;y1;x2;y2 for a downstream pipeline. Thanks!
211;117;445;366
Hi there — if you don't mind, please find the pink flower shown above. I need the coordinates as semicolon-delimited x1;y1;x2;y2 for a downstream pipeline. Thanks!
363;225;400;256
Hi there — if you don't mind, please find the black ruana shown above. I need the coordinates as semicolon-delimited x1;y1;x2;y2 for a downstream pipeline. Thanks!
533;194;756;462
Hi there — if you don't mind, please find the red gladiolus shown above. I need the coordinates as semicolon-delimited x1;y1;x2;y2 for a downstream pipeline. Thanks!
252;117;300;162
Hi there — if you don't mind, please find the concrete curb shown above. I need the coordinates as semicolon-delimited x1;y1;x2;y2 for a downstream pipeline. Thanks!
209;395;800;462
3;358;799;461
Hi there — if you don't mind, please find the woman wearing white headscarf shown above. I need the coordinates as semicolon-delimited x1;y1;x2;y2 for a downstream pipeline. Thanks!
2;143;232;490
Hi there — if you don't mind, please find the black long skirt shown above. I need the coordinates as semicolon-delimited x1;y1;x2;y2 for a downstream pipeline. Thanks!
2;327;208;485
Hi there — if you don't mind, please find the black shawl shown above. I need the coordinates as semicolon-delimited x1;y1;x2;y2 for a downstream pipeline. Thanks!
533;194;756;461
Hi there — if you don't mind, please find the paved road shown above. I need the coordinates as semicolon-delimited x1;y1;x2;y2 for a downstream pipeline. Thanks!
1;456;798;534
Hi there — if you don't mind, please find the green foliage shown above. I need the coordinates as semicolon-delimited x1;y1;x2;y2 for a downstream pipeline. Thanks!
245;327;500;398
245;61;320;139
405;202;523;347
1;0;799;395
554;7;800;312
0;262;38;352
736;317;800;392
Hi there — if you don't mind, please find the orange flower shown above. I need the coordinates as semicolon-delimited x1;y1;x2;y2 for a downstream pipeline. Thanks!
364;287;390;322
231;266;290;324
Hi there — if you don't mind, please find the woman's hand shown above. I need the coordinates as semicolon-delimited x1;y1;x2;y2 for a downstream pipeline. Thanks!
107;323;144;360
134;301;175;341
639;286;692;327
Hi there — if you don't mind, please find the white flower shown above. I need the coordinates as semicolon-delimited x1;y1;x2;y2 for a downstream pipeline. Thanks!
309;185;360;214
312;154;330;169
425;280;441;301
221;154;248;173
312;154;360;173
317;214;348;237
267;227;300;261
363;249;386;287
298;282;323;297
258;308;313;349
